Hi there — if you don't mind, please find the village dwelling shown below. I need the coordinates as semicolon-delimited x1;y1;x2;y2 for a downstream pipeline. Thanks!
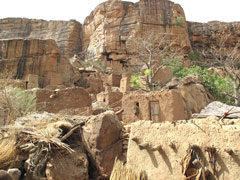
121;89;186;123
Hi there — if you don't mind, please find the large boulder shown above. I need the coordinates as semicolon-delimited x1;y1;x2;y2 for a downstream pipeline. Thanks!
46;146;88;180
83;111;123;178
166;74;212;119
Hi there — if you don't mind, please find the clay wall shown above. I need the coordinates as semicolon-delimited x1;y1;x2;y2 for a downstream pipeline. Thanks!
127;119;240;180
122;90;185;123
35;87;92;113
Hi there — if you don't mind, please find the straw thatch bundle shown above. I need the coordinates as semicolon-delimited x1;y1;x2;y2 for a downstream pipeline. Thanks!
0;128;17;169
0;117;76;171
110;158;147;180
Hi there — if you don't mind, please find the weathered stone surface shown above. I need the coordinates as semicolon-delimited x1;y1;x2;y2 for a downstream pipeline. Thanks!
197;101;240;118
0;18;82;88
0;39;77;88
46;146;88;180
165;74;212;119
7;168;21;180
0;18;82;58
0;170;12;180
83;0;191;69
122;89;186;123
188;21;240;57
83;111;123;178
127;119;240;180
153;66;173;86
35;87;92;113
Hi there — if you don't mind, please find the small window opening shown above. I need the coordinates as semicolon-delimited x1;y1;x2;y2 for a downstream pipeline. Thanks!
134;102;139;115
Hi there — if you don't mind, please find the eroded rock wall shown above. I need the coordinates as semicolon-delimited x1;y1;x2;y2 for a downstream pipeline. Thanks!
0;18;83;87
0;39;74;87
83;0;191;66
0;18;82;58
188;21;240;56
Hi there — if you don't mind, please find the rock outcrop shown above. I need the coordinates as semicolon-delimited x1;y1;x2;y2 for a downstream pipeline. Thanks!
0;18;82;58
165;74;212;119
188;21;240;57
0;18;82;88
83;0;191;69
83;111;123;178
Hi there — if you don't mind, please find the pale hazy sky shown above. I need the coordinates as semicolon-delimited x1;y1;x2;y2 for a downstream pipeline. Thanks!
0;0;239;23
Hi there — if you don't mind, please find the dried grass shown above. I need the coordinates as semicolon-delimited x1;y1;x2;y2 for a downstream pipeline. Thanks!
110;158;147;180
0;118;75;169
0;128;17;169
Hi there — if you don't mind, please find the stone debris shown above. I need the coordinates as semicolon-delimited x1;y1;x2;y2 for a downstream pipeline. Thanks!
196;101;240;118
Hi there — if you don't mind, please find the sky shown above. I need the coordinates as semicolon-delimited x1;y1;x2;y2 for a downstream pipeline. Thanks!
0;0;239;23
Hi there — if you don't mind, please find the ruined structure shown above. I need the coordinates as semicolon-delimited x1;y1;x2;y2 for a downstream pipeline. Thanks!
0;0;240;179
122;74;211;123
35;87;92;114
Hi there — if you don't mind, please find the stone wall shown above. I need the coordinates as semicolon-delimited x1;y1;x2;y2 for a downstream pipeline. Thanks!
127;119;240;179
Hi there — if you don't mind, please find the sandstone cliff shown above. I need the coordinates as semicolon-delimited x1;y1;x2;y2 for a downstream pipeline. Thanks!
83;0;191;69
1;1;240;88
0;18;82;58
0;38;76;88
188;21;240;57
0;18;82;88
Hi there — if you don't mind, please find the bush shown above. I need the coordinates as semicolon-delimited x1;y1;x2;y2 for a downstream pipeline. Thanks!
172;65;234;104
0;87;36;124
175;17;185;26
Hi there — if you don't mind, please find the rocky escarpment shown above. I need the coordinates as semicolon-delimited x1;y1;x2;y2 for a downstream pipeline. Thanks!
83;0;191;68
0;18;82;58
0;38;77;88
188;21;240;56
1;1;240;88
0;18;82;88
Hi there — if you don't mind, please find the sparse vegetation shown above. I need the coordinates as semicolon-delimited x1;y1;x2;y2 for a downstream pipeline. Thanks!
129;32;181;91
0;72;36;125
172;65;234;104
175;17;185;26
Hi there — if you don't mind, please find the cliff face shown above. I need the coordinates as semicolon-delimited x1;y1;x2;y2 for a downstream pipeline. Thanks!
0;18;82;88
1;1;240;88
83;0;191;65
0;18;82;58
0;39;76;88
188;21;240;55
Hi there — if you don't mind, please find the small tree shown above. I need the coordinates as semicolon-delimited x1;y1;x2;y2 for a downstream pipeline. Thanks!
199;34;240;105
129;32;181;91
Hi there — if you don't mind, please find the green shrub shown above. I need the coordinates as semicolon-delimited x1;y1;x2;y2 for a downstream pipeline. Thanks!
172;65;234;104
175;17;185;26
